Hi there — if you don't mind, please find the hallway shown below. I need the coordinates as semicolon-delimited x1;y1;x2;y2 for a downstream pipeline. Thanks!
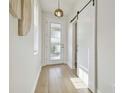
35;64;91;93
9;0;115;93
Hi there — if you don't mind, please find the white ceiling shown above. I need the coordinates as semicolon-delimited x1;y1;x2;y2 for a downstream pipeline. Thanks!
40;0;78;16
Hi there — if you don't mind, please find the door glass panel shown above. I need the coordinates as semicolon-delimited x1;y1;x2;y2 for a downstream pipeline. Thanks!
50;23;61;60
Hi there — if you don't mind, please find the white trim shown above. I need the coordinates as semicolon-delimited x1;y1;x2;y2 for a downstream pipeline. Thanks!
77;66;88;87
34;50;38;55
67;61;73;69
97;89;103;93
43;62;65;67
31;66;42;93
78;64;88;73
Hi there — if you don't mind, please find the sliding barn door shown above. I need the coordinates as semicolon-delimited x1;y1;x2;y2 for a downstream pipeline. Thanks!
77;2;96;93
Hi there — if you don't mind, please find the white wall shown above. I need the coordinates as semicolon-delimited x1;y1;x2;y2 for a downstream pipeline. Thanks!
9;0;43;93
97;0;115;93
67;0;96;92
42;12;68;66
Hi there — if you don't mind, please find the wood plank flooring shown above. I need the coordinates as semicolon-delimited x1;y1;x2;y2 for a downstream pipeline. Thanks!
35;64;91;93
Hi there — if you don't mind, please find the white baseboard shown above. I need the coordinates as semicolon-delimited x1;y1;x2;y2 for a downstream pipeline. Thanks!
43;62;66;67
32;66;42;93
67;62;73;69
78;64;88;73
97;89;103;93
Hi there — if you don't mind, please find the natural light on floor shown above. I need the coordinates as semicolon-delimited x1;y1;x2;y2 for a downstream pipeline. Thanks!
70;77;88;89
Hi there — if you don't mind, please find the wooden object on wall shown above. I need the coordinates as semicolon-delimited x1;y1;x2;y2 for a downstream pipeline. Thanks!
18;0;32;36
9;0;21;19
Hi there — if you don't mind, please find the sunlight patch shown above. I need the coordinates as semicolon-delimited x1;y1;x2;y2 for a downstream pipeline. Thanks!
70;78;88;89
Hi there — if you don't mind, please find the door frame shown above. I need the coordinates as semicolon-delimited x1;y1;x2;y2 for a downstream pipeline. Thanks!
72;21;78;72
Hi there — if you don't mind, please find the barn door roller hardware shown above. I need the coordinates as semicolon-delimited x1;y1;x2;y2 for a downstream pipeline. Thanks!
70;0;95;23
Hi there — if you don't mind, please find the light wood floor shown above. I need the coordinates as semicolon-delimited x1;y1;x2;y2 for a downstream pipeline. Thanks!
35;64;91;93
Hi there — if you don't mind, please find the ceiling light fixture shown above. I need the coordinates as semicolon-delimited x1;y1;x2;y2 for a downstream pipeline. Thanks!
54;0;64;17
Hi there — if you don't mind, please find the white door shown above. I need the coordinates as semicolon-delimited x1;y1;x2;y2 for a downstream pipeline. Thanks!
48;22;65;65
76;2;96;93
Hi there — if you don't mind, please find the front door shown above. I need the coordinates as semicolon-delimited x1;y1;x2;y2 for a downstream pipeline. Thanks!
48;22;65;65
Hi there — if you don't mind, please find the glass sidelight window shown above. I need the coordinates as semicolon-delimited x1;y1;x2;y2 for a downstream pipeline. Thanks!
50;23;62;60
